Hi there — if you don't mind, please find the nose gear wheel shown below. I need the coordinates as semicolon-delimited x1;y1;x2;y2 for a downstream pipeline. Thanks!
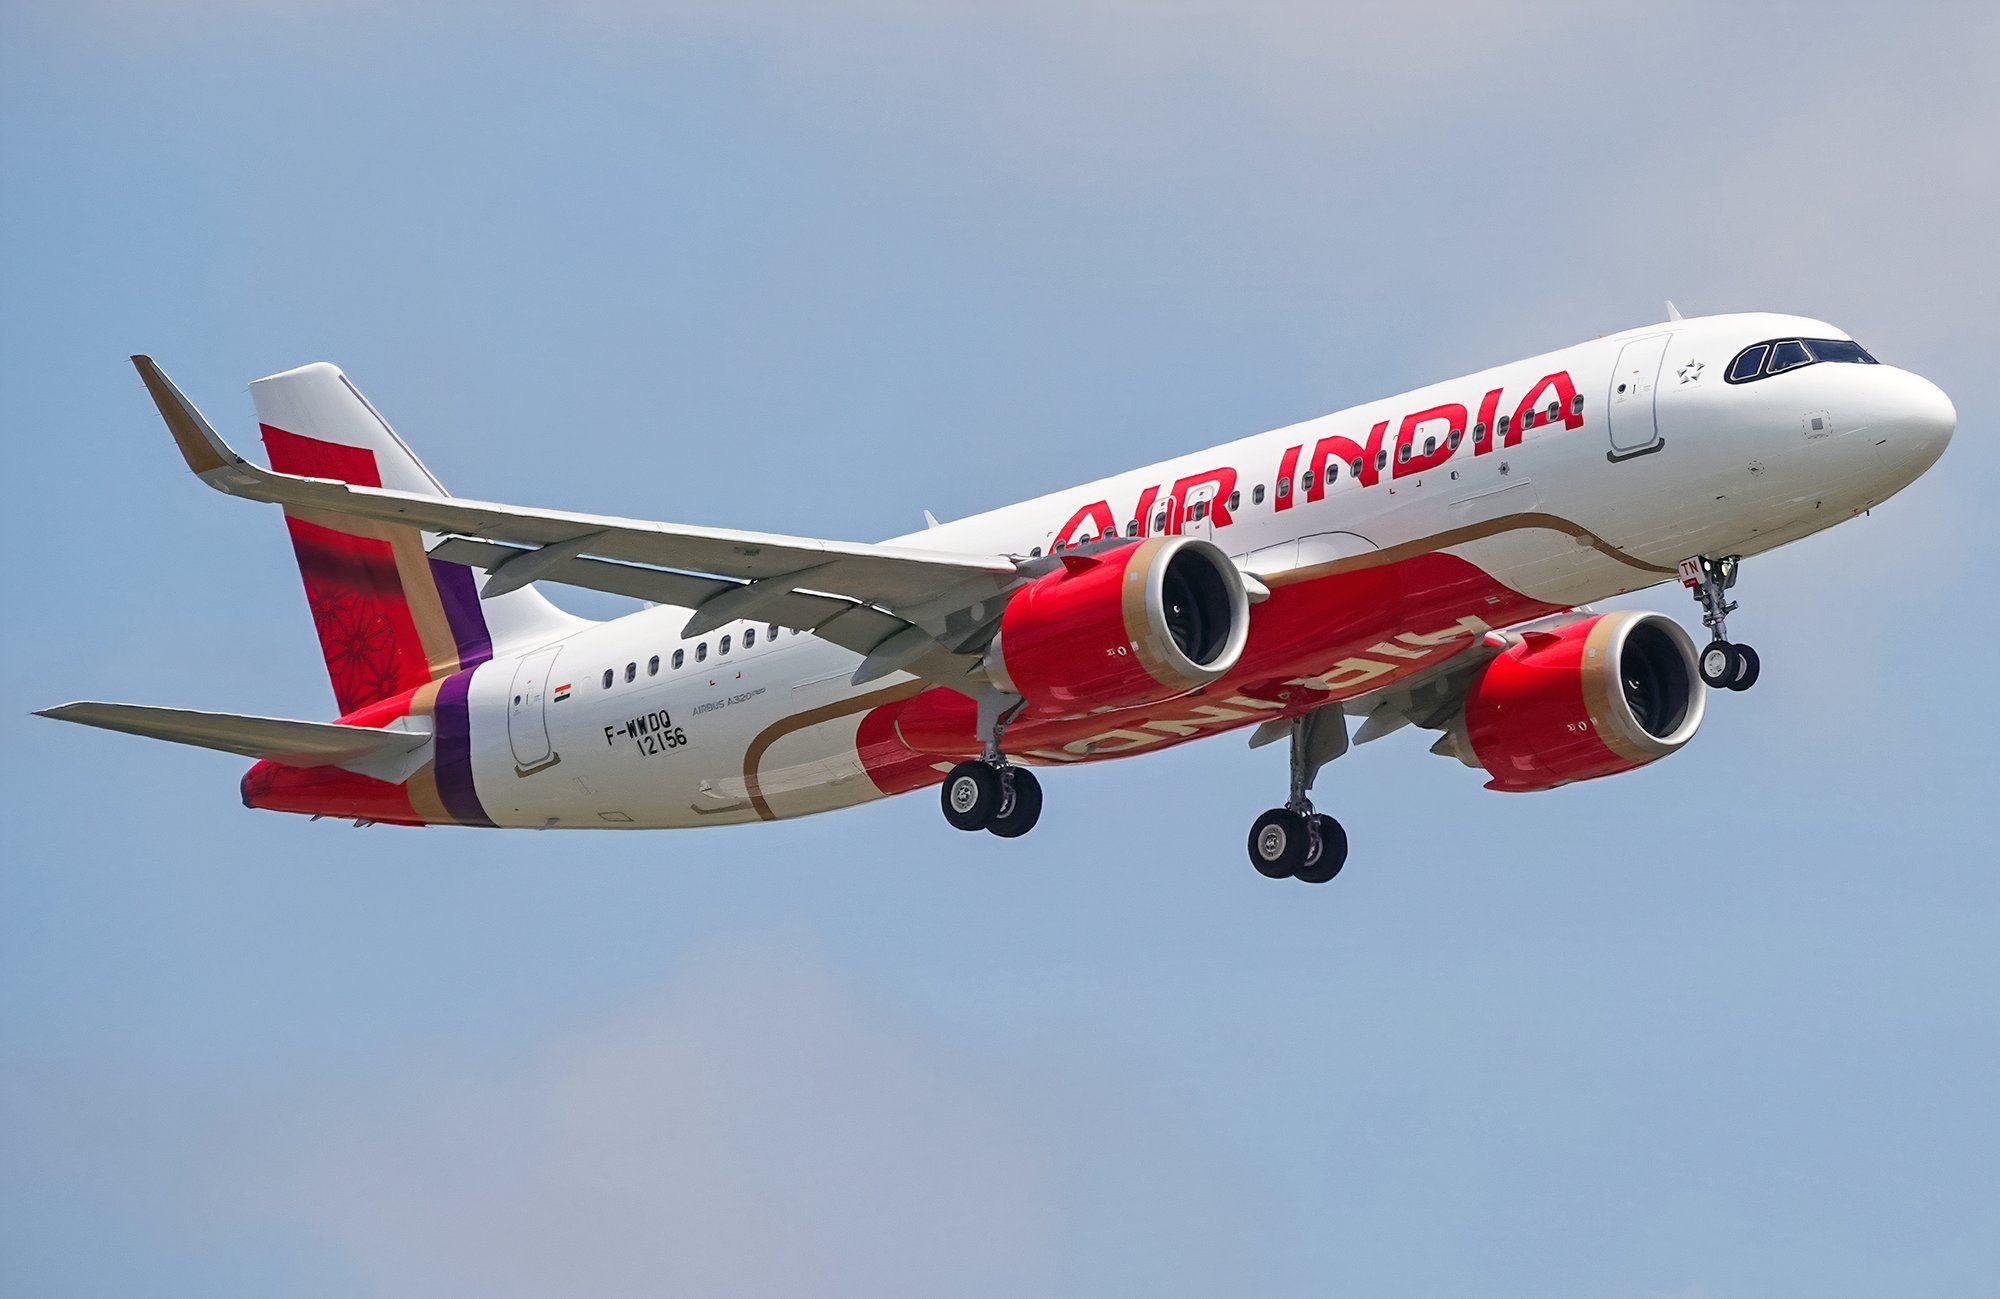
1683;554;1760;693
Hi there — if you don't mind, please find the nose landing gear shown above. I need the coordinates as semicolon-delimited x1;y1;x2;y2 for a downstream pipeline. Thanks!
1682;555;1760;691
1246;708;1350;883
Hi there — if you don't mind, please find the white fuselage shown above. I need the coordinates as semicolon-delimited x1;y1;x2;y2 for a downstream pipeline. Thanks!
451;312;1953;828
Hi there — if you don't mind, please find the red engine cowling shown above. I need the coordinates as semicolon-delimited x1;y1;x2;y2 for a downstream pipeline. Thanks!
985;535;1250;718
1440;610;1705;792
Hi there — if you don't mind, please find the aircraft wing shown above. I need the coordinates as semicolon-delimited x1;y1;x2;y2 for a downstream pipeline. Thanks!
136;357;1024;685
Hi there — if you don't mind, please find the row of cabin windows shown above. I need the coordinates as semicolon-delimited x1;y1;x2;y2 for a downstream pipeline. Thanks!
1028;393;1584;555
600;622;797;689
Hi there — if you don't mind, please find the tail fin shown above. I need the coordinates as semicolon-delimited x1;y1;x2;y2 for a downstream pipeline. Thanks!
247;363;585;715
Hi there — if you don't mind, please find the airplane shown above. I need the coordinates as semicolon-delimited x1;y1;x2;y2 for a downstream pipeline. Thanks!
38;309;1954;883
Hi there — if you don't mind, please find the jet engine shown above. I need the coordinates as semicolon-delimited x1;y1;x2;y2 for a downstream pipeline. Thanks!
1436;610;1705;792
984;535;1250;718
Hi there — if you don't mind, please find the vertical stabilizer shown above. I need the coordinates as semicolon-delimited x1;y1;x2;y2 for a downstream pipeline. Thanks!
248;363;586;714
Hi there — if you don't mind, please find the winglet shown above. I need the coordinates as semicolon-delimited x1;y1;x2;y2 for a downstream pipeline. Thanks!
131;355;254;485
1665;300;1684;322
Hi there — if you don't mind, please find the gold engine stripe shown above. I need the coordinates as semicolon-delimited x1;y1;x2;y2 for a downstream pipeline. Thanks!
1118;535;1186;689
1579;612;1670;765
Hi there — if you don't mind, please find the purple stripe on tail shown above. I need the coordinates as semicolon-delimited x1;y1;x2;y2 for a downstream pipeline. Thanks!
430;559;494;670
432;667;493;827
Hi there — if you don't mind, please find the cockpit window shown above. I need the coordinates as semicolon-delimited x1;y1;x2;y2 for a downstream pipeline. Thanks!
1725;336;1880;384
1767;340;1812;374
1727;344;1769;382
1806;337;1876;365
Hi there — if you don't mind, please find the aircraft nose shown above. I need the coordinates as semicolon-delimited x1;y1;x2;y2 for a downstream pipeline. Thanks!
1893;369;1955;464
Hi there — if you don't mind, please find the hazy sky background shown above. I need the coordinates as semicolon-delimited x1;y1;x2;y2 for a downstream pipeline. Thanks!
4;3;1997;1295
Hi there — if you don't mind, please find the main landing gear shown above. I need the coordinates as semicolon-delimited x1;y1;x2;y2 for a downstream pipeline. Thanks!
941;760;1043;837
940;690;1043;838
1246;708;1350;884
1682;554;1760;692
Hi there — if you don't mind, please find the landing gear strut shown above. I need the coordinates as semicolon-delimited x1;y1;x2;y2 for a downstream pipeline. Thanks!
1246;708;1349;884
940;690;1042;837
1681;555;1760;691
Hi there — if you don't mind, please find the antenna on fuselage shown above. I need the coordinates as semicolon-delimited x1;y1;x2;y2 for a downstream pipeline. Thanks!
1665;300;1685;322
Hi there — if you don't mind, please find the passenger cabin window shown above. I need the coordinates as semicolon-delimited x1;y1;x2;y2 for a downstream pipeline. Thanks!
648;655;660;676
1301;469;1315;492
769;623;780;639
1726;337;1879;384
696;642;708;663
719;634;731;655
1349;457;1363;478
625;662;637;683
1127;520;1140;536
672;649;685;669
602;669;613;689
1252;483;1265;505
743;627;756;648
1227;490;1240;512
1153;511;1168;531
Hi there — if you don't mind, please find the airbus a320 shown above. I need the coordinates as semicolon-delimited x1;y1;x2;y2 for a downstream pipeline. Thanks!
41;310;1954;882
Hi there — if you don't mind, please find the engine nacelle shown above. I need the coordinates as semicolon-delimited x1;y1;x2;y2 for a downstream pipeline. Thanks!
1439;610;1705;792
985;535;1250;718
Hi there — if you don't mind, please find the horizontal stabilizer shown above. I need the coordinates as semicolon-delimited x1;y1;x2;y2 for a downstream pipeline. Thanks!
36;702;433;782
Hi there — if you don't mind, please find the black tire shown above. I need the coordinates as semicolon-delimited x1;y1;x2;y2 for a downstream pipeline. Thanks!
941;761;1002;831
1698;640;1739;689
1729;643;1761;691
986;768;1043;838
1247;808;1309;879
1294;814;1348;884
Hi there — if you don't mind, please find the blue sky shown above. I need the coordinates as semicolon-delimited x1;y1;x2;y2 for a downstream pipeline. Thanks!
3;3;1996;1295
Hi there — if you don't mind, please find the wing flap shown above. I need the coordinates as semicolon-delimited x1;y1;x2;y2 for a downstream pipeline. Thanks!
427;538;915;655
